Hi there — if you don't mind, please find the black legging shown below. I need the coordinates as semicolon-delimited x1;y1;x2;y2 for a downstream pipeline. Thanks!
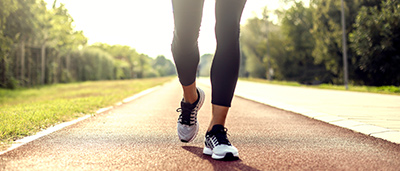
171;0;246;107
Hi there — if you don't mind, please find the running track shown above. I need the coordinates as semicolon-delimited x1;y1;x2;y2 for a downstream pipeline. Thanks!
1;81;399;170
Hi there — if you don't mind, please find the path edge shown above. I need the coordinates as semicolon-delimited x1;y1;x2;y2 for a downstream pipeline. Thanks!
0;85;161;156
197;78;400;145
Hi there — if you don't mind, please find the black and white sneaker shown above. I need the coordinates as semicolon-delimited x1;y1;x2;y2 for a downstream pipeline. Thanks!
177;87;205;142
203;124;239;160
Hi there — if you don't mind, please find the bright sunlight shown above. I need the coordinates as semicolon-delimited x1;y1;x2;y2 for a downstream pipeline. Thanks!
44;0;287;60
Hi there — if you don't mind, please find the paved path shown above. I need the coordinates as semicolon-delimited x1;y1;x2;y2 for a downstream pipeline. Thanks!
1;81;400;170
198;78;400;144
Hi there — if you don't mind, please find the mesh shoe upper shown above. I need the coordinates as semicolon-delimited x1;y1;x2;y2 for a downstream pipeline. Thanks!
204;124;232;149
203;124;239;160
177;87;205;142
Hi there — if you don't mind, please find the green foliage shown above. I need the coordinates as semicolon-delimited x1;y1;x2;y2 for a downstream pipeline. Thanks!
241;16;268;78
0;0;87;87
77;47;115;81
91;44;175;79
241;3;330;84
152;55;176;77
2;0;398;88
310;0;390;85
280;2;331;84
0;1;175;89
350;0;400;86
198;54;213;77
91;43;137;79
241;0;399;86
137;54;154;78
0;0;27;89
311;0;355;83
113;59;131;80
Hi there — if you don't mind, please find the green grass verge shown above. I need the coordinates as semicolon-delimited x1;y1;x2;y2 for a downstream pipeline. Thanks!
239;77;400;95
0;77;173;149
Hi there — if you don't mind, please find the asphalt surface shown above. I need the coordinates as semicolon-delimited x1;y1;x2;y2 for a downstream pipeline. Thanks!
1;81;400;170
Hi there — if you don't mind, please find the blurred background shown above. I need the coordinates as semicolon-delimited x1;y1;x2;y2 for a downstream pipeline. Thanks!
0;0;399;89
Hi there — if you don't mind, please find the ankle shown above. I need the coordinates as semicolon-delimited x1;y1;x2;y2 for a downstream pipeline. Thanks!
184;89;199;104
182;82;198;104
207;104;229;131
207;123;225;132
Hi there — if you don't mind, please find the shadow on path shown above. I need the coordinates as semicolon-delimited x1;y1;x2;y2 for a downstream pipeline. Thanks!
182;146;261;171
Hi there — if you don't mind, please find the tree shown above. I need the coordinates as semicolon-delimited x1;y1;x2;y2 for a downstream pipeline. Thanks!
137;54;152;78
350;0;400;86
241;16;268;78
241;5;327;83
45;3;79;84
280;2;330;84
0;0;174;88
0;0;19;88
8;0;37;83
73;47;115;81
311;0;364;84
198;54;213;77
91;43;141;79
60;30;87;83
152;55;176;77
310;0;388;85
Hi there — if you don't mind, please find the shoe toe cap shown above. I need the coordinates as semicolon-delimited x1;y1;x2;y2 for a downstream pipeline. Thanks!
177;123;198;141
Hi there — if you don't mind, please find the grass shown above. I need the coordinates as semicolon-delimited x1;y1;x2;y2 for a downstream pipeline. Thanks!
240;77;400;95
0;77;173;149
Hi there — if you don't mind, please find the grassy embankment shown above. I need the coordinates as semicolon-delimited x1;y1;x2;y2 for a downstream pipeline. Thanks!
240;78;400;95
0;77;173;149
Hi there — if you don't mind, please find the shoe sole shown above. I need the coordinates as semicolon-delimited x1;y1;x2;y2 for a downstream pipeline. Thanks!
214;153;239;161
177;87;205;143
203;147;239;161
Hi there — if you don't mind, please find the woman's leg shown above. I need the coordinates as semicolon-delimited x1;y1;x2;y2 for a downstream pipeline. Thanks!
171;0;204;103
208;0;246;131
203;1;246;160
172;0;206;143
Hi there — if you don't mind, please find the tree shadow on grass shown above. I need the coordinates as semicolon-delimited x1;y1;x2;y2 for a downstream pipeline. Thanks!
182;146;261;171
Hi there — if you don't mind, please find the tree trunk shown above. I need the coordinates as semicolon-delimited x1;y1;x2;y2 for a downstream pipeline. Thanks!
20;36;26;86
15;44;19;79
27;50;31;87
0;53;13;88
41;43;46;85
66;53;70;71
36;47;40;85
53;52;61;83
0;56;6;87
130;65;134;79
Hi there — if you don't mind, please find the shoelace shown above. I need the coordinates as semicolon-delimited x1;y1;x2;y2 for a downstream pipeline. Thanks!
176;104;196;126
213;128;231;145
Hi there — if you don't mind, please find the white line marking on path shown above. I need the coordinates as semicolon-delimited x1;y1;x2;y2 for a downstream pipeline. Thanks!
0;85;161;156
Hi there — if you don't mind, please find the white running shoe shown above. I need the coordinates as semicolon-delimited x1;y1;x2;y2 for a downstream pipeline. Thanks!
203;124;239;160
177;87;205;142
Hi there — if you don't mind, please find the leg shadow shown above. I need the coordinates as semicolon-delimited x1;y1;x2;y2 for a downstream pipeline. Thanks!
182;146;261;171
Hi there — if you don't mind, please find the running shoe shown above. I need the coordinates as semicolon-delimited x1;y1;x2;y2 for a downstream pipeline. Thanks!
203;124;239;160
177;87;205;142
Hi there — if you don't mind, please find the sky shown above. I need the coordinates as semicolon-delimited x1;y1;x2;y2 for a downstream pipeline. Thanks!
45;0;294;60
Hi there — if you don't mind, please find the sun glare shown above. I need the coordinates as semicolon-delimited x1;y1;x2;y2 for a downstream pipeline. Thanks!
45;0;288;60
